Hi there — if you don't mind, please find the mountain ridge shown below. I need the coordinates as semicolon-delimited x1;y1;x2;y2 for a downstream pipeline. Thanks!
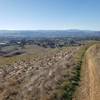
0;30;100;38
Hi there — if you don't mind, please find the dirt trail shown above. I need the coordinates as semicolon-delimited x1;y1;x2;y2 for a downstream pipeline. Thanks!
73;44;100;100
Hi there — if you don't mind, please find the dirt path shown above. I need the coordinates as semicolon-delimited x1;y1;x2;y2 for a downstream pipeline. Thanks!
87;57;96;100
73;45;100;100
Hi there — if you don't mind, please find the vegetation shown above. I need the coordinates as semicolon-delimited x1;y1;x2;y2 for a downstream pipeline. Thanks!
0;35;99;100
54;46;89;100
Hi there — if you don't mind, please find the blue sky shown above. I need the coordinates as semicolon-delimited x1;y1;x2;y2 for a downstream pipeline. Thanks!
0;0;100;30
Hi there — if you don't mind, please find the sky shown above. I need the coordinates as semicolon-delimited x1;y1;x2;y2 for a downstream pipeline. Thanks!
0;0;100;30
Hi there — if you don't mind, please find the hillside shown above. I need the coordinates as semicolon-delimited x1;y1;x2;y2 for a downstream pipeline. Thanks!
0;40;99;100
0;44;86;100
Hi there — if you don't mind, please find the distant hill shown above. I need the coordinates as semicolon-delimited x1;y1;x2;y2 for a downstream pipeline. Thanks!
0;30;100;38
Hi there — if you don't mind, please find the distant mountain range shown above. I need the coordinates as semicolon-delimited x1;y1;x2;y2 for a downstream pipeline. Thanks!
0;30;100;38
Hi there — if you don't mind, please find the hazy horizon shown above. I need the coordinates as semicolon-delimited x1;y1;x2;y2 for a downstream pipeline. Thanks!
0;29;100;31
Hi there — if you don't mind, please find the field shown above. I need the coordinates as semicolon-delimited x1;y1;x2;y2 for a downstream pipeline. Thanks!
0;42;86;100
0;39;99;100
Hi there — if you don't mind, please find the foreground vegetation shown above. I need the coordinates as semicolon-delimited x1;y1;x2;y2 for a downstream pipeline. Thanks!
54;45;90;100
0;37;99;100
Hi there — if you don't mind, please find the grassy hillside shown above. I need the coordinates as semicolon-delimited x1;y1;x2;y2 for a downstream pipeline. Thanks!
0;42;99;100
0;44;87;100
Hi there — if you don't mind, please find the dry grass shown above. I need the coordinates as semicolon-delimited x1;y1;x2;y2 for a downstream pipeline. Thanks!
0;43;96;100
0;45;81;100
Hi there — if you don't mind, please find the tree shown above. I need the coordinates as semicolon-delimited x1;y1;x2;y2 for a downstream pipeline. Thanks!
20;39;26;48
